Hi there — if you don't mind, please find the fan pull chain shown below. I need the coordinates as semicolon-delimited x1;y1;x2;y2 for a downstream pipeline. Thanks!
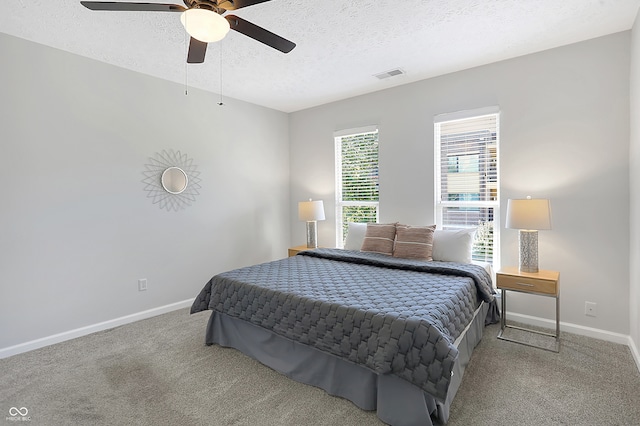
218;44;224;106
184;14;188;96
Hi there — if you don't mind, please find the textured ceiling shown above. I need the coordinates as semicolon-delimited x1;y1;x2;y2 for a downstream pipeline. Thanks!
1;0;639;112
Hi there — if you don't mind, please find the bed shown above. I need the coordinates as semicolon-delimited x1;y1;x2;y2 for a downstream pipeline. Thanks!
191;248;499;425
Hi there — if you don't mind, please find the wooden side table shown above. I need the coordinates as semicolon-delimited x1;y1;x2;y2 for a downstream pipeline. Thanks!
288;245;317;257
496;267;560;352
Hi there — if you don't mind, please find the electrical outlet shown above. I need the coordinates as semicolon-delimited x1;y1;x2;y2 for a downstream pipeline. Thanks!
585;301;597;317
138;278;147;292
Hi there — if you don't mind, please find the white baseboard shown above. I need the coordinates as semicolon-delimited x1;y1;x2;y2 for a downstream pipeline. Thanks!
506;311;640;372
3;300;639;374
506;311;630;345
0;299;195;360
629;336;640;373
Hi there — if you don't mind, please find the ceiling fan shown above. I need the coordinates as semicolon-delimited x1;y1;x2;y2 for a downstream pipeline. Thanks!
80;1;296;63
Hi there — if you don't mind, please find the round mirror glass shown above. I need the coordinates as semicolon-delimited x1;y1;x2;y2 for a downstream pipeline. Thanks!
161;167;188;194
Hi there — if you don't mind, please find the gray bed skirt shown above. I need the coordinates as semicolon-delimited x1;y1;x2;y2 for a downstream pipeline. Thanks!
205;301;490;426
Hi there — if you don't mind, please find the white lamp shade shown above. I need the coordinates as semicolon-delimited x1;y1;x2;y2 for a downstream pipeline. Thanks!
180;9;230;43
506;198;552;230
298;200;325;221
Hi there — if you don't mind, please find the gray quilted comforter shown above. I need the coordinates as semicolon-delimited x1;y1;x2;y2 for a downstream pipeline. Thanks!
191;249;496;402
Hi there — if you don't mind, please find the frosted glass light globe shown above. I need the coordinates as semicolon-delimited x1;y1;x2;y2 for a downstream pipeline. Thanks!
181;9;230;43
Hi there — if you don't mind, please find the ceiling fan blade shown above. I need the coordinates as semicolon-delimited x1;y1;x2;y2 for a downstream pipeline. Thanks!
217;0;271;11
225;15;295;53
80;1;186;12
187;37;208;63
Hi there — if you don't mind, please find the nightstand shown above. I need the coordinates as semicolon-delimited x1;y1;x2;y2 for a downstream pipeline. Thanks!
288;245;316;257
497;267;560;352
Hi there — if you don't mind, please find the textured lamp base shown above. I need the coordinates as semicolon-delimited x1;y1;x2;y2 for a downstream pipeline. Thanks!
306;221;318;248
519;230;539;273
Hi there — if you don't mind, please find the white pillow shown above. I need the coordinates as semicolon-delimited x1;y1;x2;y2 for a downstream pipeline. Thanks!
432;229;476;263
343;222;367;250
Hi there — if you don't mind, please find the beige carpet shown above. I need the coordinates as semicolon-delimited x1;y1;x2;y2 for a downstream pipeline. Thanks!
1;308;639;425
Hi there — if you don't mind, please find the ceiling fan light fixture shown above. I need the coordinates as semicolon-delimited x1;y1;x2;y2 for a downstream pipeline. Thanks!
180;8;230;43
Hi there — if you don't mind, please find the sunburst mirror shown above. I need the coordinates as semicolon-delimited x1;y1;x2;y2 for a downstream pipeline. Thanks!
142;150;202;212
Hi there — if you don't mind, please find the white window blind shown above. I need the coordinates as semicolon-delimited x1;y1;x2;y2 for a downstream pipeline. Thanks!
435;112;499;264
335;128;379;247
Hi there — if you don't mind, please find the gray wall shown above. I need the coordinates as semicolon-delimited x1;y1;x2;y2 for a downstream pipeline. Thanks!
0;33;290;350
630;10;640;356
2;26;637;357
290;32;631;336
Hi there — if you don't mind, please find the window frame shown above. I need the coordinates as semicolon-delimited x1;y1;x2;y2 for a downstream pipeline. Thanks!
434;108;500;266
334;126;380;248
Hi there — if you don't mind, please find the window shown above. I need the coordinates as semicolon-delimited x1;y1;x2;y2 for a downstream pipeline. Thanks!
435;109;499;264
335;127;379;247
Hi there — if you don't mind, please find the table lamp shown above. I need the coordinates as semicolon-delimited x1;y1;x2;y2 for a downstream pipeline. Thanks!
506;197;552;273
298;199;325;248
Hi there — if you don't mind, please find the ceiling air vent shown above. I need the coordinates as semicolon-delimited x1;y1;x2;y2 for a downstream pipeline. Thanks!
374;68;405;80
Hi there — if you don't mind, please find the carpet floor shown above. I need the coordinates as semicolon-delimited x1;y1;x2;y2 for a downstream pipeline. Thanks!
1;308;639;426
